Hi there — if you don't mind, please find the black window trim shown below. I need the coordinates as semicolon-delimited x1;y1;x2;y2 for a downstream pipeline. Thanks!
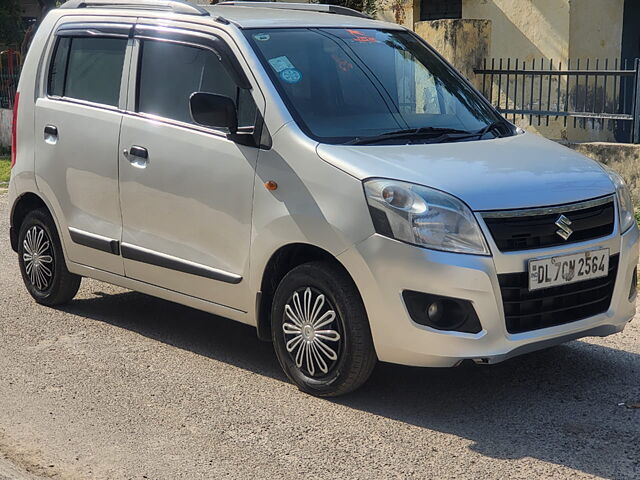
133;24;251;90
129;25;267;146
45;22;269;147
46;22;133;111
55;22;134;38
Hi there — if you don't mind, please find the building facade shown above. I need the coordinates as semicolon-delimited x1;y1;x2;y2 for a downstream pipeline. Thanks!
382;0;640;141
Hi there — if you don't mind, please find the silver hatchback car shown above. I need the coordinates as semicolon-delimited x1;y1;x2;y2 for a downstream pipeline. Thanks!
8;0;639;396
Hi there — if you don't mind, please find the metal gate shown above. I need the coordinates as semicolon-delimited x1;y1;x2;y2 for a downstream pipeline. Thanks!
474;58;640;143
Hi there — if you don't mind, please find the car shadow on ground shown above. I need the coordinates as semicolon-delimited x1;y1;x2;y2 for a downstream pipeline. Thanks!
61;288;640;480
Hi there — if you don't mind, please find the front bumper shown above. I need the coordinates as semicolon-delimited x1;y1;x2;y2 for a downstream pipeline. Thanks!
338;225;638;367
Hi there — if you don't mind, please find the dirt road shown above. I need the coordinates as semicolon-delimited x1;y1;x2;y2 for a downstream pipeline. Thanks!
0;193;638;479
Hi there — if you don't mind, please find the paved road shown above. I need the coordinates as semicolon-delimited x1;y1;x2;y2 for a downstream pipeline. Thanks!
0;192;639;480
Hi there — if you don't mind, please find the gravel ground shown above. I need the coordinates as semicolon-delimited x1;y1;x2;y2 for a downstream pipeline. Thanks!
0;192;639;480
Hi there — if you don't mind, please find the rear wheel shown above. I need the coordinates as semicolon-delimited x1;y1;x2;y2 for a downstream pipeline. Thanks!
18;209;81;306
271;261;377;397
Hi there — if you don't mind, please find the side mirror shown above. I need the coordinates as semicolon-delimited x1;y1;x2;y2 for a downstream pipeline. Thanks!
189;92;238;134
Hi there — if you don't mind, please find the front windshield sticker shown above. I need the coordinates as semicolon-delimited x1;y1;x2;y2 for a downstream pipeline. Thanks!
280;68;303;84
268;55;295;73
345;29;377;43
253;33;270;42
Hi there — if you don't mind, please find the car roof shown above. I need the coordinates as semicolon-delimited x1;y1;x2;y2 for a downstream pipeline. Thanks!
204;4;402;29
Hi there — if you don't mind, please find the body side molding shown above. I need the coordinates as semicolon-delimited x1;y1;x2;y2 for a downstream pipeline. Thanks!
120;243;242;284
68;227;120;255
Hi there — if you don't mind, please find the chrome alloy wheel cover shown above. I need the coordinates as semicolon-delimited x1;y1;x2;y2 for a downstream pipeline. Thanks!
282;287;342;377
23;226;54;291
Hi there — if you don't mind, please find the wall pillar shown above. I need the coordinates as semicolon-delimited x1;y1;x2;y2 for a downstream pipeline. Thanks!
0;109;12;149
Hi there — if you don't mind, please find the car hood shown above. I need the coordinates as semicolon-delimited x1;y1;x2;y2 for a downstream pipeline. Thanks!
316;132;614;211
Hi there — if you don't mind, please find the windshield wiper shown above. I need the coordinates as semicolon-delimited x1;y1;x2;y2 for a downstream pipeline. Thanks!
472;120;509;139
343;123;511;146
344;127;471;146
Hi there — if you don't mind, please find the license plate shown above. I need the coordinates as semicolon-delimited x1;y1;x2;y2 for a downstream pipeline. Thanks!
528;248;610;291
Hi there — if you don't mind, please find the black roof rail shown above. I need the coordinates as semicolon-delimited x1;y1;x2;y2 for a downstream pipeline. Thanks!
59;0;210;16
215;1;372;19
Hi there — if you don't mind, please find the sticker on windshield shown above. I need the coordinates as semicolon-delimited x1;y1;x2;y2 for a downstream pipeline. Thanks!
345;29;377;43
268;55;295;73
253;33;270;42
280;68;303;84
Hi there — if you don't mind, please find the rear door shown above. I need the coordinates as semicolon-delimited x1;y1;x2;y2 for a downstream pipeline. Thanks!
117;23;263;312
35;19;133;274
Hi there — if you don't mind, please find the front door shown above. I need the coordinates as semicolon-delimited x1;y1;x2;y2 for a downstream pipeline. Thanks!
118;25;261;312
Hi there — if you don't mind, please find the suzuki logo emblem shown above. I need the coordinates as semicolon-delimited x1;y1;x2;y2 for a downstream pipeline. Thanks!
555;214;573;240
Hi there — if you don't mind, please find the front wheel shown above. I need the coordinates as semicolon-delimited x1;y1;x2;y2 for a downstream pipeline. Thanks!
271;261;377;397
18;209;81;306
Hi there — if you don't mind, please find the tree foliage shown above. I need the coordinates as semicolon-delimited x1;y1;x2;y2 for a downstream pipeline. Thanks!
0;0;24;47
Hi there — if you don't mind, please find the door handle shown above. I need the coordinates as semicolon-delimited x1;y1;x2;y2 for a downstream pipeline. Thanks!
44;125;58;144
129;146;148;159
124;145;149;168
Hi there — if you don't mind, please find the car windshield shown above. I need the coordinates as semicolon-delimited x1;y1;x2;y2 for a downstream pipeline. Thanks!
245;28;506;145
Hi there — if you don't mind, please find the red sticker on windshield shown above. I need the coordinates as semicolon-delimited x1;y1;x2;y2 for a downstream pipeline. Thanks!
345;29;377;43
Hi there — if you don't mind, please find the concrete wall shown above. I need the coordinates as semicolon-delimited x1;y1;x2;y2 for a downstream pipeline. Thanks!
414;19;491;89
433;1;572;140
565;141;640;202
410;1;625;67
0;109;12;149
462;0;570;62
459;0;623;62
377;0;416;28
456;0;626;142
566;0;625;142
568;0;624;61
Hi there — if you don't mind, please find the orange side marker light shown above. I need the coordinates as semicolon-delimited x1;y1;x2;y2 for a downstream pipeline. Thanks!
264;181;278;191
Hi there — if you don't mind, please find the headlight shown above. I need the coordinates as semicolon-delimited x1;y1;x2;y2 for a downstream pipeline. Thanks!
364;179;490;255
604;166;635;233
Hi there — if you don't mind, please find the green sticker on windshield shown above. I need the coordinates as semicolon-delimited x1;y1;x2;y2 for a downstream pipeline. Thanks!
280;68;303;84
268;55;295;73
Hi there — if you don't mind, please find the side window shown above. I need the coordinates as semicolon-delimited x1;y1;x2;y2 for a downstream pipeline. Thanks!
136;39;257;128
48;37;70;97
48;36;127;107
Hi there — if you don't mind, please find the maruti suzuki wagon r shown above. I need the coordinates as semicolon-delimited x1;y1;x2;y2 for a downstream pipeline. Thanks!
8;0;638;396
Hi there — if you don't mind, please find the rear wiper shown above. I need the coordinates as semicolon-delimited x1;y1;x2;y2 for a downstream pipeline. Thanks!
344;127;471;146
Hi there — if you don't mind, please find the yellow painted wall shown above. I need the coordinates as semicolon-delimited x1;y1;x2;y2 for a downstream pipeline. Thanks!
462;0;570;64
414;19;491;89
566;0;625;141
377;0;416;28
457;0;625;141
569;0;624;61
395;1;627;141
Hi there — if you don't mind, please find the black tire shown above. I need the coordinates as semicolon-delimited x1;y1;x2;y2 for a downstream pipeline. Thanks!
271;261;377;397
17;209;81;306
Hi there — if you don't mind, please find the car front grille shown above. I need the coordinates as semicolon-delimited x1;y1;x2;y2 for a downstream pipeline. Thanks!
482;196;615;252
498;254;619;334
